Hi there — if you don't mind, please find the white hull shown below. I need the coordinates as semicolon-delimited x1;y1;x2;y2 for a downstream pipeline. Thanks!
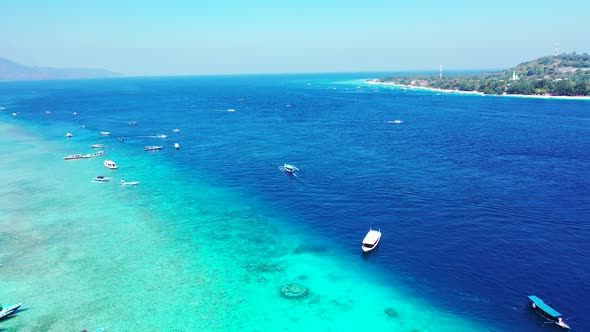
0;303;22;319
104;160;118;169
361;229;382;252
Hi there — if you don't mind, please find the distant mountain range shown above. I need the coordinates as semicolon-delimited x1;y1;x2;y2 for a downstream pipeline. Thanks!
0;57;120;81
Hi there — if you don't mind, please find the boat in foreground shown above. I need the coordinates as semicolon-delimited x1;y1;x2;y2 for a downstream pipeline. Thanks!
104;160;118;169
144;145;163;151
0;302;23;320
528;295;570;329
120;180;140;186
361;228;382;252
279;163;299;174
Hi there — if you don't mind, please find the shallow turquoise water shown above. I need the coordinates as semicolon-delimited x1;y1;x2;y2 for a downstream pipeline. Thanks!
0;119;488;331
3;74;589;331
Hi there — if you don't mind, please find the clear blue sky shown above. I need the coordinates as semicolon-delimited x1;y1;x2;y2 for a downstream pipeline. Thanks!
2;0;589;76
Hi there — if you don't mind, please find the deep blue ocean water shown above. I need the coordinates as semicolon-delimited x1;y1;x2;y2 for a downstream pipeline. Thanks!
2;74;590;331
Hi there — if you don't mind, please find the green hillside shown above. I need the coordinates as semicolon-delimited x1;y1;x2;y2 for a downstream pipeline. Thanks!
379;53;590;96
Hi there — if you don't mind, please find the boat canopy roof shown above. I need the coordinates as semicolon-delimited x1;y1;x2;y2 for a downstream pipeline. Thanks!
362;230;381;244
528;295;562;318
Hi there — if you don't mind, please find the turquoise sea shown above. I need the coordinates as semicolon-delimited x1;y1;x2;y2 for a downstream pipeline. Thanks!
1;74;589;331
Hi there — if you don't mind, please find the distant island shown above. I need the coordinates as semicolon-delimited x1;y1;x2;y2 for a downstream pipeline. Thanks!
372;53;590;97
0;57;120;81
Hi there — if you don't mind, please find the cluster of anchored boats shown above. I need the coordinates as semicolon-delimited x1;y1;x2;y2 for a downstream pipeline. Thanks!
64;126;182;187
278;164;570;330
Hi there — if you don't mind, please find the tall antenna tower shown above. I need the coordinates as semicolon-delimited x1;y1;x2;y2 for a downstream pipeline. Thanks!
439;64;443;79
554;42;559;57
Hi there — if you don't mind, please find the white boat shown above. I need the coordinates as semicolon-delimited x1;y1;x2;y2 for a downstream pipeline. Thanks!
279;163;299;174
66;132;73;138
174;142;180;149
91;144;104;148
92;176;112;182
387;120;403;124
104;160;118;169
156;134;168;139
144;145;163;151
129;121;138;125
64;154;84;160
100;131;112;136
82;151;105;158
120;180;140;186
172;128;181;133
0;302;22;320
361;228;382;252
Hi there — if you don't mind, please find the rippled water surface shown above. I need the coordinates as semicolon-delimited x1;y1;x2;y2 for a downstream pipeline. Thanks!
1;74;589;331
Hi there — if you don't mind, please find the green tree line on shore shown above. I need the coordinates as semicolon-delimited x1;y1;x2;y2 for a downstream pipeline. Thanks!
380;53;590;96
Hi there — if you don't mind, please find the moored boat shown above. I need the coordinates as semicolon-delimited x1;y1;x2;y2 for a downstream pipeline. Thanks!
174;142;180;149
93;176;112;182
172;128;180;133
144;145;163;151
66;132;73;137
528;295;570;329
361;228;382;252
82;151;105;158
0;302;23;320
120;180;140;186
104;160;118;169
279;163;299;174
91;144;104;148
64;154;84;160
100;131;112;136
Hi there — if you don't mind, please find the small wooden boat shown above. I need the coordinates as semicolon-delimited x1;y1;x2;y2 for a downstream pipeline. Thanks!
104;160;118;169
361;228;381;252
0;302;22;320
144;145;163;151
279;163;299;174
528;295;570;329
